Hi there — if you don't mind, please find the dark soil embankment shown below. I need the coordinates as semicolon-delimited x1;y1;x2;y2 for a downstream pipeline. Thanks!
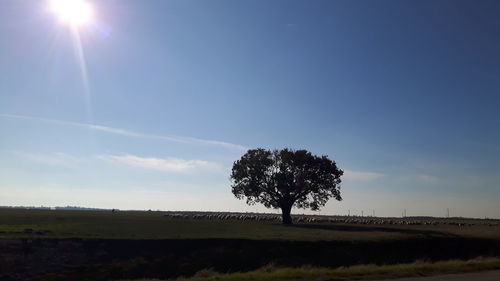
1;237;500;281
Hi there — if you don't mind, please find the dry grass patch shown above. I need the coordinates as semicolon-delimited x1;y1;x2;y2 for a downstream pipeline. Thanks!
121;257;500;281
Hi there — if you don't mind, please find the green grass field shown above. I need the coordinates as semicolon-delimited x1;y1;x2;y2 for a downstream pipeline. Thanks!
0;209;499;241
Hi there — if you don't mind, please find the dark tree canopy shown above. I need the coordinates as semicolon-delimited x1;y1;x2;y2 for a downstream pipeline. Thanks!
230;148;343;224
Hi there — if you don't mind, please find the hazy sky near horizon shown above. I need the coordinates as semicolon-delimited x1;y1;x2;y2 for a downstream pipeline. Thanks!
1;0;499;218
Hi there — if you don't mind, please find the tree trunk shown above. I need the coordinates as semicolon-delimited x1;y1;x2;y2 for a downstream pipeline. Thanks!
281;204;293;225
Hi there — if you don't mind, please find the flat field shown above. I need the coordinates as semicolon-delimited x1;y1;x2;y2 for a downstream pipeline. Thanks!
0;209;499;240
0;209;499;281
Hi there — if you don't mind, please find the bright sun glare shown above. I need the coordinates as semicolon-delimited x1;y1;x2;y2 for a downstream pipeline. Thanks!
50;0;93;26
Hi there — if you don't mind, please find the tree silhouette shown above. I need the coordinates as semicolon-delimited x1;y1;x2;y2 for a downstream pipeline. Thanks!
230;148;343;224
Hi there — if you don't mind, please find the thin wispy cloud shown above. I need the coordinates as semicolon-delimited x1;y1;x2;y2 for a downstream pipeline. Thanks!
0;114;248;151
16;152;82;168
416;174;439;184
343;170;384;181
98;154;222;173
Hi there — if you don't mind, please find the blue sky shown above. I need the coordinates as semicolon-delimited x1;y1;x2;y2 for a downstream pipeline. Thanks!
0;0;499;218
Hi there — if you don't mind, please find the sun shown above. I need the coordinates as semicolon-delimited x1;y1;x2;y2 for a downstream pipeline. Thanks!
49;0;94;27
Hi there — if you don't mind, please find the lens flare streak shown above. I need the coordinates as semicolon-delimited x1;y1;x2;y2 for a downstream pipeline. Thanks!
48;0;95;122
70;26;93;122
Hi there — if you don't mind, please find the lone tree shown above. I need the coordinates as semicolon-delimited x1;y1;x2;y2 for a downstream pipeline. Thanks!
230;148;343;224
